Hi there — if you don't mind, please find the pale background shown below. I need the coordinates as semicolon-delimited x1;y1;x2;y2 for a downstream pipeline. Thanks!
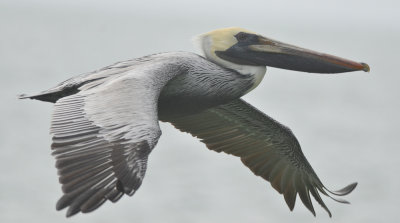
1;0;399;222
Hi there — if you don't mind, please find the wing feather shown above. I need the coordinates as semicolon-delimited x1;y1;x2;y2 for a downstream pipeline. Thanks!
49;62;182;216
167;99;357;217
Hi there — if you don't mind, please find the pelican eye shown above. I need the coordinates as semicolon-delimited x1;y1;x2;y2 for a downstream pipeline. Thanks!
235;32;258;45
235;32;250;41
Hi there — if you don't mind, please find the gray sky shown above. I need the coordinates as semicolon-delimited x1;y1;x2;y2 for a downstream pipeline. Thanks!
1;0;399;222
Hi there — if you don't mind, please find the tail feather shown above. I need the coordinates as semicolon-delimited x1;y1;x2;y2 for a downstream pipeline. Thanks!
18;81;84;103
18;91;68;103
18;93;31;99
19;76;106;103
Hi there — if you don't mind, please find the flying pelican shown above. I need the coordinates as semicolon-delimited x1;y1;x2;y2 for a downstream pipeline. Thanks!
20;27;369;217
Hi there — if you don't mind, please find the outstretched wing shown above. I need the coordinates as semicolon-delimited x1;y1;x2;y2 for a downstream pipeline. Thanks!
50;64;178;217
167;99;357;217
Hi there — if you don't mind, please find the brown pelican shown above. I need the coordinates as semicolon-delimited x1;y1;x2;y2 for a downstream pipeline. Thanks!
20;27;369;217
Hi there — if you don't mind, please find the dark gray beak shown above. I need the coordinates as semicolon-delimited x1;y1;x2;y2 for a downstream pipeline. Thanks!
216;35;370;73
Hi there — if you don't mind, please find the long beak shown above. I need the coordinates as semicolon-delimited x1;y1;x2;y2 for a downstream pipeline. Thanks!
248;36;370;73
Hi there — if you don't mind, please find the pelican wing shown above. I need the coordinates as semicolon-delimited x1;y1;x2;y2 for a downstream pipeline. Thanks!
50;68;173;217
168;99;357;217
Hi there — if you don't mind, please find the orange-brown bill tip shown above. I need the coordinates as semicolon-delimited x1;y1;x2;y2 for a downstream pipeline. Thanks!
361;62;370;72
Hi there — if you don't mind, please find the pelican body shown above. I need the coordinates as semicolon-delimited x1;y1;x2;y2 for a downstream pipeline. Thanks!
20;27;369;217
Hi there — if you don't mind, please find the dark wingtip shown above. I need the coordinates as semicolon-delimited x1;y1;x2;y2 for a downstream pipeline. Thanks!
309;186;332;217
322;182;358;205
56;195;70;211
66;207;80;218
283;187;296;211
330;182;358;196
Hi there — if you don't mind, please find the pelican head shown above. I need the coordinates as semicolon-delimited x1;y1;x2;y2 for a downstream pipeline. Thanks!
196;27;369;74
